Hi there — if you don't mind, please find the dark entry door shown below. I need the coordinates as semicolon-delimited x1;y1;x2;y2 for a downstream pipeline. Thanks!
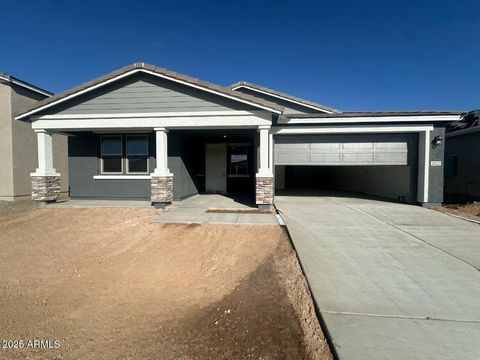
205;143;227;193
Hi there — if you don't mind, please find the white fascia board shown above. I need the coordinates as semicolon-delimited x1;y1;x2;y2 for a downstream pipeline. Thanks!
271;125;434;135
0;75;52;97
231;84;335;114
31;114;272;131
16;69;281;120
282;115;462;124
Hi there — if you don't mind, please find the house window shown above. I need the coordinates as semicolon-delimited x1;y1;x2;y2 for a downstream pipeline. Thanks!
126;135;149;174
228;145;249;177
101;136;123;174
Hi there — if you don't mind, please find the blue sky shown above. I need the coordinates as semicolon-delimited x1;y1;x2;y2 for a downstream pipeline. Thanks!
1;0;478;111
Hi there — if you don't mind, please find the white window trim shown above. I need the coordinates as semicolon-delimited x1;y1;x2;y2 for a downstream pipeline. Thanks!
93;175;151;180
126;135;149;175
100;135;123;174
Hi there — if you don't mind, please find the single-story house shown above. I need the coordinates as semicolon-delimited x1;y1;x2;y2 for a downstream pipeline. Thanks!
444;110;480;201
15;63;463;208
0;72;68;201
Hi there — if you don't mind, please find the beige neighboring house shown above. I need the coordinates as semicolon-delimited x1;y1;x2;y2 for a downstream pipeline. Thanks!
0;72;68;201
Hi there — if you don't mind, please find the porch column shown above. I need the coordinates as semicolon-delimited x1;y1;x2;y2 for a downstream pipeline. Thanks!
151;128;173;208
256;125;274;209
31;130;61;202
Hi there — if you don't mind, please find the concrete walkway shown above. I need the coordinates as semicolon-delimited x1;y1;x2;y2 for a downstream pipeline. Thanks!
151;194;278;225
275;194;480;360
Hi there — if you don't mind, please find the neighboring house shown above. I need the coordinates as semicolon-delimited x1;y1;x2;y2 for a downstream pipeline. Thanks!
15;63;463;208
444;110;480;201
0;73;68;201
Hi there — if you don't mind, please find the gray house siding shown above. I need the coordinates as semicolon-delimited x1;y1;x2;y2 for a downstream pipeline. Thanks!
43;73;256;115
445;130;480;201
233;87;323;114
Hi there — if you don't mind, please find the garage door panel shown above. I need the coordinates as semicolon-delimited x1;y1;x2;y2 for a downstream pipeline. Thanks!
274;134;410;166
276;153;309;164
342;153;374;164
374;153;408;165
342;142;374;150
310;143;341;151
309;153;341;163
276;143;309;152
374;142;408;152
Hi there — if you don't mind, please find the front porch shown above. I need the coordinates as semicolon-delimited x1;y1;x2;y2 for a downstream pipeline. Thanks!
30;125;274;209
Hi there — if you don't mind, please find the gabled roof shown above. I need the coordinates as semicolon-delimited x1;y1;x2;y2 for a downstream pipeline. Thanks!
0;72;52;97
230;81;340;114
16;63;283;120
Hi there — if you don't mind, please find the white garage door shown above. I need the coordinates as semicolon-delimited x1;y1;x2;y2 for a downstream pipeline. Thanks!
274;134;410;166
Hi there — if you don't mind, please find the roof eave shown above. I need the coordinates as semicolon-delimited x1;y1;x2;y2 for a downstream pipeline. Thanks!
281;112;464;125
0;73;52;97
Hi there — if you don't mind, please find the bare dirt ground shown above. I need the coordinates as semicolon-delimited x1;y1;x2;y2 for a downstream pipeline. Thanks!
0;200;35;217
0;206;331;360
439;201;480;222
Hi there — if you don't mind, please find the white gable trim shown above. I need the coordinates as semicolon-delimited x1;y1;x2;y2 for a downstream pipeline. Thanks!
231;84;335;113
16;69;281;120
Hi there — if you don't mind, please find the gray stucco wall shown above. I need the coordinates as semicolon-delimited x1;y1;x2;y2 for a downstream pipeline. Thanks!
68;132;154;199
427;127;446;204
44;73;256;115
445;130;480;201
0;82;68;200
68;132;201;201
0;83;14;200
10;84;69;199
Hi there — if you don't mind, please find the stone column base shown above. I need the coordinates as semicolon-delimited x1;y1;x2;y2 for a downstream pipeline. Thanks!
31;175;61;202
256;176;274;208
151;175;173;207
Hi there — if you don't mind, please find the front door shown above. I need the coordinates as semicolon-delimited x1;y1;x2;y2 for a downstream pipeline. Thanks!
206;143;227;193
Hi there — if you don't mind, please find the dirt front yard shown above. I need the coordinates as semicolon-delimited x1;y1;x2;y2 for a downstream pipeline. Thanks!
0;206;330;359
439;201;480;222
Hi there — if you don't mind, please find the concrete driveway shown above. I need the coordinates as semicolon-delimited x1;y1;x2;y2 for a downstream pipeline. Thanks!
275;193;480;360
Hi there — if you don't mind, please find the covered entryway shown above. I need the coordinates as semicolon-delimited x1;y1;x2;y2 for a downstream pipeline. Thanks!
168;129;257;201
274;133;418;203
